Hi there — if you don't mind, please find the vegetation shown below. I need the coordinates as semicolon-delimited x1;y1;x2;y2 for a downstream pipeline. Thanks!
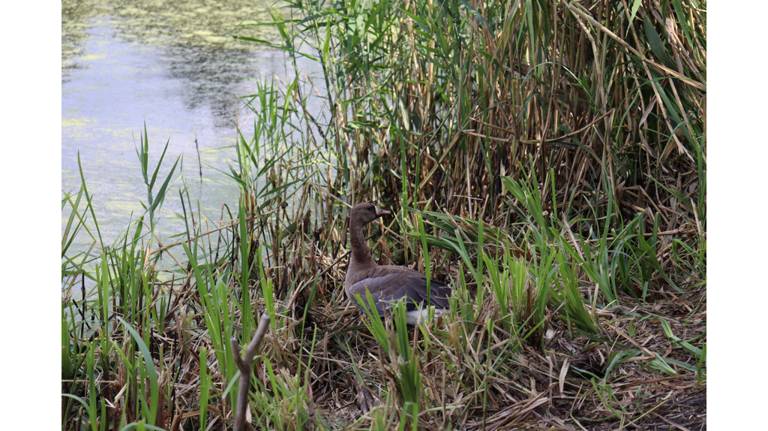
62;0;706;429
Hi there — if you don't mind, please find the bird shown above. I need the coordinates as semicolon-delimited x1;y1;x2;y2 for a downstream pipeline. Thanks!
344;202;452;324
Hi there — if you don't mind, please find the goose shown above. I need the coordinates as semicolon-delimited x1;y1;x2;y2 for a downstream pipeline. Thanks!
344;202;451;324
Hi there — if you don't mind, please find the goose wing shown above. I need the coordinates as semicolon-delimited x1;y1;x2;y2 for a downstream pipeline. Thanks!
346;268;451;315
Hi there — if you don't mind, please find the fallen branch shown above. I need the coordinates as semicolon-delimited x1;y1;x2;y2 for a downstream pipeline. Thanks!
230;313;271;431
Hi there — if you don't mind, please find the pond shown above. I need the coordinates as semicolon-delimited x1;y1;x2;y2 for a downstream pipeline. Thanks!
62;0;324;253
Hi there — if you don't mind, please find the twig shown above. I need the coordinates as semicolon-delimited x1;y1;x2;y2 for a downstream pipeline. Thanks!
561;214;584;260
469;108;614;145
653;412;692;431
230;313;271;431
147;210;276;257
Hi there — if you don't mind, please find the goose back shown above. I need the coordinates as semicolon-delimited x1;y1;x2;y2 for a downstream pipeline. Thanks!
345;265;451;315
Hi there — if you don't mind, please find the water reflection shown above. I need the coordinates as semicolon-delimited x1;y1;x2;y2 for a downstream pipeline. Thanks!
62;0;323;251
164;44;287;128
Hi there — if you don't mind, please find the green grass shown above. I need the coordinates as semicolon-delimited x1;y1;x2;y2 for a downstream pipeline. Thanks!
62;0;706;429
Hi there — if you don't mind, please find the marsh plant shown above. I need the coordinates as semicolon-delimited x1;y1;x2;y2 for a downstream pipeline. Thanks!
62;0;706;429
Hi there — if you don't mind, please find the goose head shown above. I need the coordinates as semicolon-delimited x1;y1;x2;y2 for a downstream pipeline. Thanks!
350;202;390;226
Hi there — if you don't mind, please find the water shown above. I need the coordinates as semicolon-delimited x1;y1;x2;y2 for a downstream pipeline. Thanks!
62;0;325;252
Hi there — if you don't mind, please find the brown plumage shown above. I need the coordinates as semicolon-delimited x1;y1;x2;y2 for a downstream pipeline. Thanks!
344;202;451;323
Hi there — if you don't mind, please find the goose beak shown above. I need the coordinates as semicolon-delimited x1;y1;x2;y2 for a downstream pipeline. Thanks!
375;207;391;218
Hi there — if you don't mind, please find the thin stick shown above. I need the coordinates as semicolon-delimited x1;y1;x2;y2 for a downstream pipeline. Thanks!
147;210;277;257
230;313;270;431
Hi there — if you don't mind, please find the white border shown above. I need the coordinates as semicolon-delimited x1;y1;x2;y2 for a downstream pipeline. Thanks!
709;0;768;428
0;1;62;429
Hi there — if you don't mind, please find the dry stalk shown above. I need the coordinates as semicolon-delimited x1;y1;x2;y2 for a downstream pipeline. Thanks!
231;313;271;431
